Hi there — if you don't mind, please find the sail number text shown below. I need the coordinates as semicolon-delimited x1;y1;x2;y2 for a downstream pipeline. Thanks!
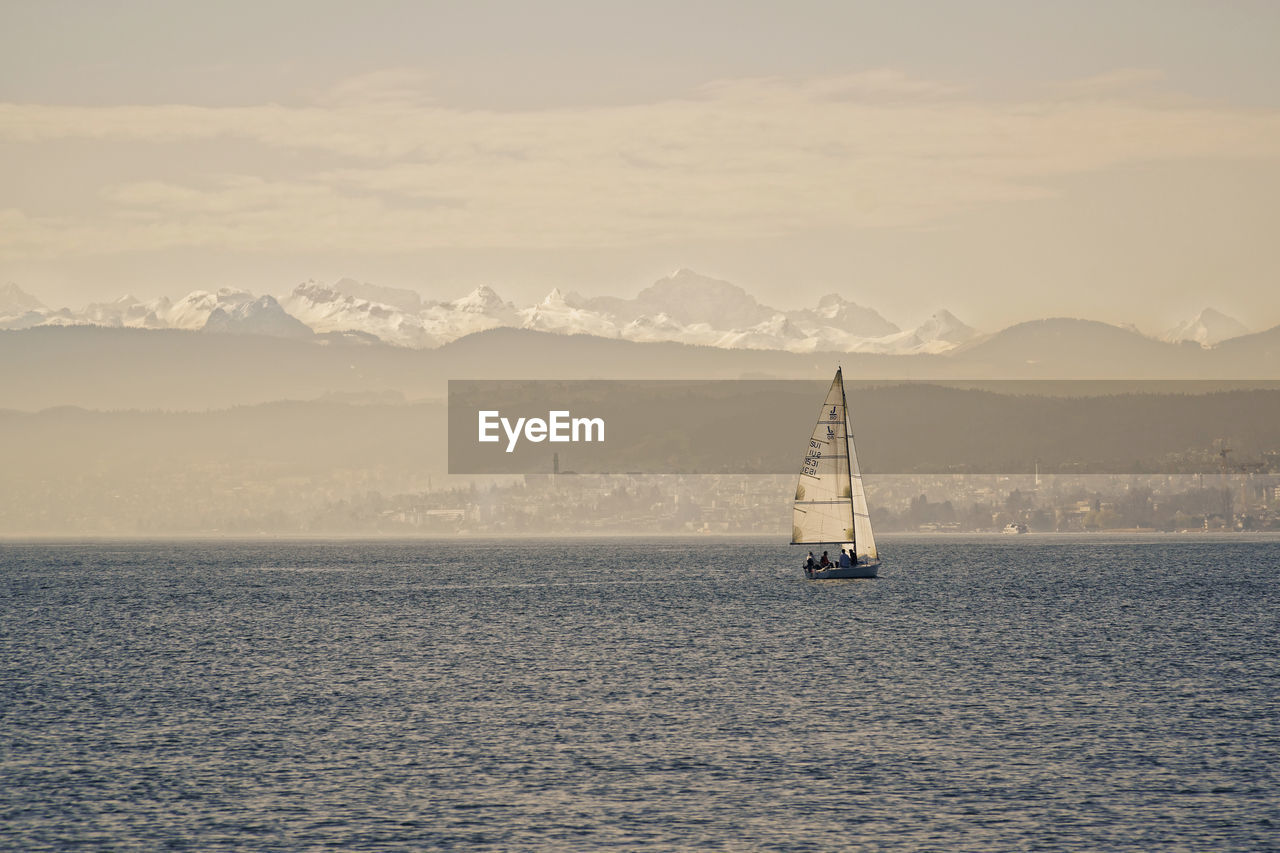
802;440;823;476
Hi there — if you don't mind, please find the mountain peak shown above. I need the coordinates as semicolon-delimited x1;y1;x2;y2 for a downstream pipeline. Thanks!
915;309;976;343
635;270;772;329
0;282;46;314
202;294;314;339
1164;307;1248;347
450;285;512;316
797;292;900;338
330;278;423;313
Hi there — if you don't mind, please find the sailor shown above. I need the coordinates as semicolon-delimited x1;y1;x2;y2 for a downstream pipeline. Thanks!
819;551;831;568
839;549;852;568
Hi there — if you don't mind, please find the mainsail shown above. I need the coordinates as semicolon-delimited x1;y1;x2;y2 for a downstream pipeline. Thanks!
792;368;877;561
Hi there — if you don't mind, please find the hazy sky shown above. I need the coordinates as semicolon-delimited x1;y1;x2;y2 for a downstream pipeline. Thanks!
2;0;1279;331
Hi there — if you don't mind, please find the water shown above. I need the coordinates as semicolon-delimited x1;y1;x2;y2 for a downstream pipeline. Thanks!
2;537;1278;851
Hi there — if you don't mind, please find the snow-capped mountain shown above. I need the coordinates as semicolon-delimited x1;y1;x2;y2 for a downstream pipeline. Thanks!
536;269;927;353
634;268;777;328
25;294;172;329
76;295;171;329
714;314;815;351
162;289;257;329
448;285;517;320
914;309;978;345
791;293;900;338
854;309;979;355
0;270;986;355
1;282;44;315
280;280;520;347
424;287;516;337
281;281;441;348
330;277;423;313
1164;308;1249;347
0;283;48;330
619;313;721;346
203;295;314;338
521;288;620;338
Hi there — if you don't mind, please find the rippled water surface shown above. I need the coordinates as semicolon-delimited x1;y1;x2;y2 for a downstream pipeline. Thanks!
2;537;1278;851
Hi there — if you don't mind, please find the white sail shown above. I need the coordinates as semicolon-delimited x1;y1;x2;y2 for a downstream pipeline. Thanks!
792;370;855;546
792;368;877;562
847;406;878;561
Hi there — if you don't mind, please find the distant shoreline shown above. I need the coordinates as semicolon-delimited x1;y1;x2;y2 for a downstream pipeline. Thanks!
5;531;1280;543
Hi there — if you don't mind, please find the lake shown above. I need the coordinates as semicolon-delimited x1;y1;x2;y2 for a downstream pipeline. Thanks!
2;536;1277;850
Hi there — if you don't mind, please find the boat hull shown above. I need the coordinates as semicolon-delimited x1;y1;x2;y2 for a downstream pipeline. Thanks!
806;562;879;579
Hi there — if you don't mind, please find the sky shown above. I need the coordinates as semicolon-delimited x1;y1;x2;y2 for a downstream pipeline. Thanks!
2;0;1279;332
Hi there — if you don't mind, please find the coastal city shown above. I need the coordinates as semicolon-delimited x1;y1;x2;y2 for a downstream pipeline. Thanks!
316;469;1280;537
6;427;1278;536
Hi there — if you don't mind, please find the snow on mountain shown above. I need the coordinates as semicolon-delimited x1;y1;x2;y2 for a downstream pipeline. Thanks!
1;283;45;315
918;309;978;344
0;283;50;329
714;314;828;352
0;270;984;356
77;294;172;328
635;268;775;328
5;291;174;330
280;281;440;348
330;277;424;313
448;285;517;321
789;294;901;338
1164;308;1249;347
573;269;775;329
0;310;46;330
890;308;977;350
554;270;918;353
854;309;979;355
521;288;620;338
203;295;314;339
421;289;513;339
162;288;256;329
619;313;721;346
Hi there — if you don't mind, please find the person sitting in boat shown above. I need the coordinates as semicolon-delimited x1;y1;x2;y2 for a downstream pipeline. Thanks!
839;549;852;568
819;551;831;568
805;552;816;569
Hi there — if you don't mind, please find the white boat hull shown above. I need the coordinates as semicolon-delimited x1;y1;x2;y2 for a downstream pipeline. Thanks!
806;561;879;579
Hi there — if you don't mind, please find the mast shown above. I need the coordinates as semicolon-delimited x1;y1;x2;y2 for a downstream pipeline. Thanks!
837;366;856;555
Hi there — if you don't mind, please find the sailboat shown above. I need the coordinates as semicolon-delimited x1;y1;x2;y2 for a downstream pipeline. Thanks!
794;367;880;579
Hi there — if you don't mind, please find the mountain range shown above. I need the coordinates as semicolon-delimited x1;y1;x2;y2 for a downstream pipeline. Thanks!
0;270;1256;356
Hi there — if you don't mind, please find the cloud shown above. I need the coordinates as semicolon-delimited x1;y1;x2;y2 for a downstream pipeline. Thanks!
1;71;1279;258
700;69;967;103
315;68;440;108
1053;68;1167;98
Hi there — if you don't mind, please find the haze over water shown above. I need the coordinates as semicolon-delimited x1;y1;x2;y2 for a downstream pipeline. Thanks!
2;537;1277;850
